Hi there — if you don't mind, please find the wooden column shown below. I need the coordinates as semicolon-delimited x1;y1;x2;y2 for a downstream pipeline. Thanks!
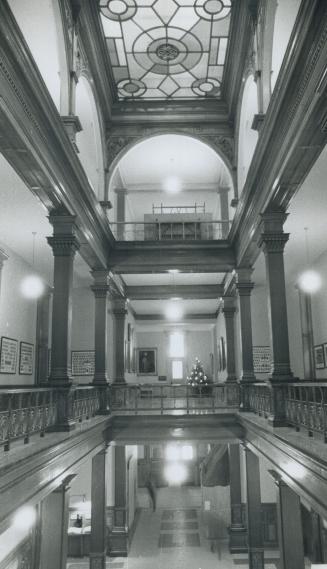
110;446;128;556
112;299;127;384
91;270;110;385
270;471;305;569
90;447;108;569
36;287;52;384
229;444;247;552
222;296;237;382
39;477;73;569
243;446;264;569
236;268;256;383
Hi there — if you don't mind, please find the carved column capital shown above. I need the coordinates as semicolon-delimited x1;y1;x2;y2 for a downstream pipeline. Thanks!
236;267;255;296
258;232;289;254
112;298;128;316
47;235;80;257
47;210;80;256
258;210;289;253
222;296;236;316
91;269;111;298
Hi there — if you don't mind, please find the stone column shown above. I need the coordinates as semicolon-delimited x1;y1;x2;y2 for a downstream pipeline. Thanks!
236;268;256;383
258;211;293;381
222;296;237;382
269;471;305;569
112;298;127;384
111;446;128;556
39;477;74;569
91;270;110;385
218;185;230;238
243;446;264;569
47;209;80;385
36;287;52;384
116;188;127;240
0;248;9;300
228;444;247;552
90;447;108;569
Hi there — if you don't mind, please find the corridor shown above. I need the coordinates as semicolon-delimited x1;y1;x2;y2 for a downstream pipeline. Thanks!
67;488;281;569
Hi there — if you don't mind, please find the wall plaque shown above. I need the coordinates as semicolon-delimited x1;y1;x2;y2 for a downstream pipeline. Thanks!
71;350;95;376
0;336;18;374
19;341;34;375
253;346;271;374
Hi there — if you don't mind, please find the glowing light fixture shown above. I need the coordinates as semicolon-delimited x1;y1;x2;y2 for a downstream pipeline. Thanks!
168;269;179;274
165;302;183;321
164;462;187;485
165;444;180;461
181;445;193;460
298;270;322;294
163;176;181;194
13;506;37;531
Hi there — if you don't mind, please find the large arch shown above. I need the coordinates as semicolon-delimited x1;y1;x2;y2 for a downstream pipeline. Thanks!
8;0;70;113
107;133;234;225
75;75;105;200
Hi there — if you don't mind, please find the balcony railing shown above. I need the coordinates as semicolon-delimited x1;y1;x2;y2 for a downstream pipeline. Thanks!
110;221;231;241
152;204;206;214
0;386;106;451
109;383;240;415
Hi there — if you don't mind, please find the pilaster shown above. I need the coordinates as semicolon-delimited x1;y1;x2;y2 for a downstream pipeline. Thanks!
91;270;110;386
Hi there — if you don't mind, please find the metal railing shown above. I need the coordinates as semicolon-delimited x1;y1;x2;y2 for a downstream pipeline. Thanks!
0;386;106;451
109;383;240;415
110;221;231;241
245;382;272;418
152;203;206;214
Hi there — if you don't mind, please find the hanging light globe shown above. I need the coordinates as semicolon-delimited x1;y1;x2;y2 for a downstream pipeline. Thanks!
298;270;322;294
20;275;45;299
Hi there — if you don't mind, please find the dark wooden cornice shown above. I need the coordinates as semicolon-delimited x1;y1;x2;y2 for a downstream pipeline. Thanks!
0;0;114;269
230;0;327;266
126;284;224;300
109;241;236;274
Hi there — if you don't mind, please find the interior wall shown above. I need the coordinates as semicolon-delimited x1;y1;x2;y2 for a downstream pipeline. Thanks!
310;250;327;379
133;328;213;383
0;244;37;385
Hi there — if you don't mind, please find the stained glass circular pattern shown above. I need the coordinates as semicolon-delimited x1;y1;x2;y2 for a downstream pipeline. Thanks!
99;0;136;21
192;77;221;97
195;0;231;21
134;27;202;75
117;78;146;98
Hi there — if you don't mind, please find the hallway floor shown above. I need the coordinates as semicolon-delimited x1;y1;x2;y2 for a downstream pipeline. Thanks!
67;488;281;569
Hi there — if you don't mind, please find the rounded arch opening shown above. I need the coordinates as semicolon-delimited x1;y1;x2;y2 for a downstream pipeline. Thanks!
237;75;259;194
108;133;234;226
8;0;68;113
75;76;105;199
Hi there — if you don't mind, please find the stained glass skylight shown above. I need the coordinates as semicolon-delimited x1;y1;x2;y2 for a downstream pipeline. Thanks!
99;0;232;100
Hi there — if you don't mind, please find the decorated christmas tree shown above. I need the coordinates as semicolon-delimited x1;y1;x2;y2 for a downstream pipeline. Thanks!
187;357;211;393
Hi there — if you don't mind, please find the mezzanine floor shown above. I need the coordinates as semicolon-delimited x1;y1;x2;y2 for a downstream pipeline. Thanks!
67;487;283;569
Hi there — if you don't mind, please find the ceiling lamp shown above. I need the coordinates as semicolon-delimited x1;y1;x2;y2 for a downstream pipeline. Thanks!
165;301;183;321
298;270;322;294
164;462;187;485
163;176;181;194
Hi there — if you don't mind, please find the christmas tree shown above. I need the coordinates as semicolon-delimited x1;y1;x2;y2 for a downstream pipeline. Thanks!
187;357;211;394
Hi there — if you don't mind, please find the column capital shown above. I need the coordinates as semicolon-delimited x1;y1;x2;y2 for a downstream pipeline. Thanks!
217;185;230;195
236;267;254;296
0;248;9;268
91;269;111;298
258;232;289;254
112;297;128;315
114;187;128;195
47;235;80;257
258;210;289;253
222;295;236;315
47;209;80;256
260;210;288;233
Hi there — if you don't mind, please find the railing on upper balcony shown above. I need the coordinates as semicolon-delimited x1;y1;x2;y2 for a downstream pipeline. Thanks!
0;385;106;451
110;221;231;241
152;203;206;214
109;383;240;415
244;381;327;441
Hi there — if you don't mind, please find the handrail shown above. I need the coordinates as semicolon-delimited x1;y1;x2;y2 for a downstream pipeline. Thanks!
110;220;231;241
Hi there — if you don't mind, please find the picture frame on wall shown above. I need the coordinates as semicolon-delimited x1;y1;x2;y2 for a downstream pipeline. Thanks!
136;348;157;375
314;344;325;369
0;336;18;374
253;346;271;374
71;350;95;376
19;342;34;375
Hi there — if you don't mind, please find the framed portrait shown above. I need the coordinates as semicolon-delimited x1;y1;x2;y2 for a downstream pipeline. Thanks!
19;342;34;375
136;348;157;375
0;336;18;374
71;350;95;376
314;344;325;369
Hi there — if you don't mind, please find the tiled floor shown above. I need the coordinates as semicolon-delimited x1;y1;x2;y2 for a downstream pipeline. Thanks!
67;502;281;569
